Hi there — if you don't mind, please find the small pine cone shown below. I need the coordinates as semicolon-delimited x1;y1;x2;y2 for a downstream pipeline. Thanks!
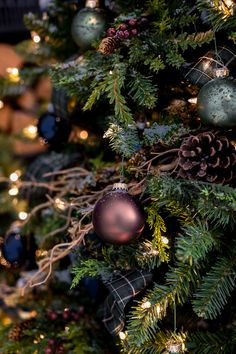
178;132;236;184
8;320;32;341
98;37;120;55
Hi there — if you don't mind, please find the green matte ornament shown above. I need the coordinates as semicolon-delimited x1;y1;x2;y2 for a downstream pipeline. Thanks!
197;77;236;128
71;0;107;50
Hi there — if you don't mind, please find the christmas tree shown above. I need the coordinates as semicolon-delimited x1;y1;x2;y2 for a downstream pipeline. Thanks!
1;0;236;353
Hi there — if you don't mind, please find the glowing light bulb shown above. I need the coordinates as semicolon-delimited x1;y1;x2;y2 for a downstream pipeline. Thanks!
141;301;152;309
6;67;20;82
22;125;38;139
18;211;28;220
188;97;197;104
161;236;169;244
31;31;41;43
79;130;89;140
55;198;67;211
119;331;128;340
8;187;19;196
0;100;4;109
155;304;161;315
9;172;19;182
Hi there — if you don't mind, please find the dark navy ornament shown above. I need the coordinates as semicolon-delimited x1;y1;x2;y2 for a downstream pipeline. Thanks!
37;112;71;149
2;225;25;266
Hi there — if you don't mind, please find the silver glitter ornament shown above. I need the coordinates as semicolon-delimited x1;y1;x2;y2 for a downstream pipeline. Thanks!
71;0;107;50
197;77;236;128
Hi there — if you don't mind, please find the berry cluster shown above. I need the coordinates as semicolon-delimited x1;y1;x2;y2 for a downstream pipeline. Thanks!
46;306;84;322
44;307;85;354
107;17;148;40
45;339;65;354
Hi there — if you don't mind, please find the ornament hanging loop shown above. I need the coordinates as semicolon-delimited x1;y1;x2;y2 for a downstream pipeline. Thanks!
212;31;229;78
85;0;100;8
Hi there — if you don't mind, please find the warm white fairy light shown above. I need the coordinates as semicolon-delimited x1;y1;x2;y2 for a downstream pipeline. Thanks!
6;67;20;82
119;331;128;340
141;301;152;309
22;125;38;139
8;186;19;196
161;236;169;245
188;97;197;104
9;172;19;182
155;303;161;315
79;130;89;140
0;100;4;109
55;198;67;211
18;211;28;220
31;31;41;43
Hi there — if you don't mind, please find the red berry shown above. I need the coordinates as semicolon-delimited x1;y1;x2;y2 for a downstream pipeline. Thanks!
131;28;138;36
117;30;125;39
63;312;70;321
49;311;58;321
48;338;56;347
56;345;65;354
123;30;130;39
118;23;128;31
78;306;85;315
45;348;53;354
72;312;80;321
107;27;116;37
129;18;137;27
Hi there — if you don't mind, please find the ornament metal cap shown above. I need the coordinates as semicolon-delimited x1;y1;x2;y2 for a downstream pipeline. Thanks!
85;0;100;8
213;66;229;78
112;183;128;191
166;340;184;353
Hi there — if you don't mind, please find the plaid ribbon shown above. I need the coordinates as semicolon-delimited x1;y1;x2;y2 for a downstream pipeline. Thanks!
101;269;152;336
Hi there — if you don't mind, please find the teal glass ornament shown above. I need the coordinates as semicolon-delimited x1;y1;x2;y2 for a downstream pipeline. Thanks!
197;77;236;128
71;0;107;50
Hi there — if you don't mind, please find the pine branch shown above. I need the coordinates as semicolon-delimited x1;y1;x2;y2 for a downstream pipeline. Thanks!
197;186;236;229
192;256;236;319
148;176;236;228
144;56;166;73
123;330;187;354
143;122;188;146
83;64;134;125
127;73;157;109
176;222;221;265
71;259;112;288
102;240;162;271
196;0;236;31
176;30;214;51
126;262;200;347
188;330;236;354
103;122;141;158
147;206;169;262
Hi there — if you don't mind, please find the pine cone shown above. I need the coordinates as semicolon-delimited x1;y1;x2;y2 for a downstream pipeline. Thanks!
8;320;32;341
98;37;120;55
178;132;236;184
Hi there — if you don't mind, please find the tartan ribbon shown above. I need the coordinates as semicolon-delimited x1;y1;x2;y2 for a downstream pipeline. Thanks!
101;269;153;336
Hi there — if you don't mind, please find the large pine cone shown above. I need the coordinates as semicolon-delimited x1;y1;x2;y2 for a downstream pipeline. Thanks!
178;132;236;184
8;320;32;341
